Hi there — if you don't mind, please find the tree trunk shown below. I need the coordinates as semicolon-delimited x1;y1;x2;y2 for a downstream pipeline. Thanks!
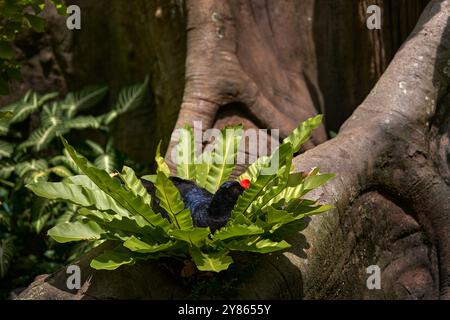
15;0;450;299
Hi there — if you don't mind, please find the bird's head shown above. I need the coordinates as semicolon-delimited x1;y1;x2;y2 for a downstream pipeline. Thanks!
208;180;245;219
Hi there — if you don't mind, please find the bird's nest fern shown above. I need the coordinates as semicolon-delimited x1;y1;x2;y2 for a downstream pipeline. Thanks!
27;115;335;273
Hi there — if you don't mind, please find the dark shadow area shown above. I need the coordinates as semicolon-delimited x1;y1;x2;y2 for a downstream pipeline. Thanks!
313;0;430;134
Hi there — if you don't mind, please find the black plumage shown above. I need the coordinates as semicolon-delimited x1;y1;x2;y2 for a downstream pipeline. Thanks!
140;177;245;231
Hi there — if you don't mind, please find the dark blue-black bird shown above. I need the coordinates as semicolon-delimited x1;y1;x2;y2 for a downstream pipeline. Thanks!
140;177;248;231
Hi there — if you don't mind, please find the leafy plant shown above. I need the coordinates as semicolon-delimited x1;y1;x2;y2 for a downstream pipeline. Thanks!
28;115;335;273
0;0;67;94
0;77;149;296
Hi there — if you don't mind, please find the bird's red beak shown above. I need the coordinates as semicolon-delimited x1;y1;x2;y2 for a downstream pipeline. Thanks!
240;179;250;189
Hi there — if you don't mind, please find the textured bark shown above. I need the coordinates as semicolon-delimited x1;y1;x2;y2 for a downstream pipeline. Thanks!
14;0;450;299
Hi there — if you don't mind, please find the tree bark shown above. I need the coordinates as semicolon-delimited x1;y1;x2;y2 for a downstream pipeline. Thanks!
15;0;450;299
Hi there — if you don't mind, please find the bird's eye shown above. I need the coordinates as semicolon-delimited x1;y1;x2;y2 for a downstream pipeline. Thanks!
239;179;250;189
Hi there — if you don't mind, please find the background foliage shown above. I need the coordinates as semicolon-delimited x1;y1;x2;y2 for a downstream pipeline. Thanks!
0;77;149;298
0;0;66;94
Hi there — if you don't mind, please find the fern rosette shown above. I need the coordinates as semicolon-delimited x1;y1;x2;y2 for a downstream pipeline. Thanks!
26;115;335;272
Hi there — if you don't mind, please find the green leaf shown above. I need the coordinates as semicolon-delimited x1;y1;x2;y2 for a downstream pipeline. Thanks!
205;125;243;193
213;223;264;241
283;114;323;153
94;154;117;173
233;142;294;218
123;236;175;253
78;208;154;236
154;171;189;229
170;227;210;246
155;141;170;176
90;247;135;270
176;124;197;180
26;179;130;217
61;137;170;230
62;86;108;118
141;174;157;183
48;220;105;243
195;149;212;188
225;238;291;254
190;248;233;272
302;173;335;193
0;140;13;159
120;166;151;205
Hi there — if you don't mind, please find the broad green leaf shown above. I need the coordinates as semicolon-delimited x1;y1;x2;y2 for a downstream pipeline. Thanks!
141;174;157;183
90;247;135;270
283;115;323;153
225;238;291;254
27;180;130;217
120;166;151;205
190;248;233;272
155;141;170;176
233;142;294;217
238;155;270;182
213;223;264;241
170;227;210;246
302;173;335;193
61;137;170;230
205;125;243;193
123;236;175;253
78;208;155;236
48;220;105;243
154;171;188;229
195;149;212;188
176;124;196;180
94;154;117;173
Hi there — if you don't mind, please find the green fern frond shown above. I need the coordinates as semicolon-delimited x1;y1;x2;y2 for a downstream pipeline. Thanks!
205;125;243;193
